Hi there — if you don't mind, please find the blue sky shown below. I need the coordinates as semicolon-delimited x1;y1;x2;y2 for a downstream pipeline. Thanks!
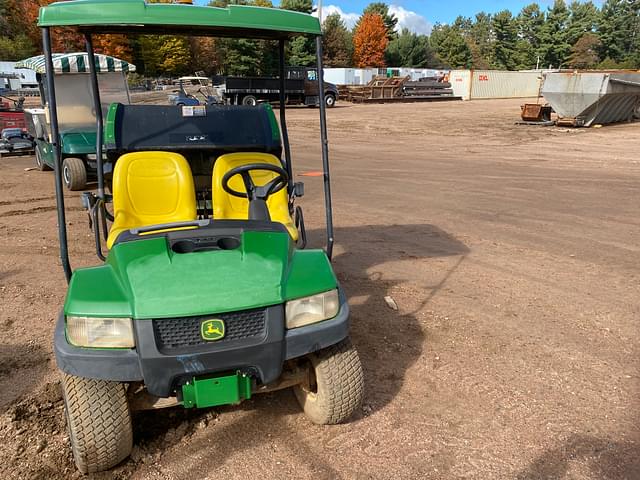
309;1;603;34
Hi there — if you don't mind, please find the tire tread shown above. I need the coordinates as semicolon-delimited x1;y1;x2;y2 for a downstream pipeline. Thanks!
63;374;132;474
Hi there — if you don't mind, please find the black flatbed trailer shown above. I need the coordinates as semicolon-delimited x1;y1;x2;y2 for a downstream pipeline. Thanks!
220;67;338;108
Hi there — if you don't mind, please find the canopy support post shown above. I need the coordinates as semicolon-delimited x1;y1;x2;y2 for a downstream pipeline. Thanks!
85;34;105;199
278;39;293;194
42;27;72;282
315;36;334;260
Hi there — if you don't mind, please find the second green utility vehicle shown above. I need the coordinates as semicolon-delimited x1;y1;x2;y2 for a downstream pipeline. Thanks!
16;52;135;190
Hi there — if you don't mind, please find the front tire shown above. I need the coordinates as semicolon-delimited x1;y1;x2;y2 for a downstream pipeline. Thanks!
294;337;364;425
62;157;87;191
325;94;336;108
35;146;51;171
63;374;133;474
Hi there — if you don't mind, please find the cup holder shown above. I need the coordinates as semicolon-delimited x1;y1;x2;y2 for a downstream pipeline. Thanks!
217;237;240;250
171;239;196;254
171;236;241;254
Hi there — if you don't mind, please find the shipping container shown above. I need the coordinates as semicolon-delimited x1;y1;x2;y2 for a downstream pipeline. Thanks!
449;70;472;100
449;70;542;100
470;70;542;99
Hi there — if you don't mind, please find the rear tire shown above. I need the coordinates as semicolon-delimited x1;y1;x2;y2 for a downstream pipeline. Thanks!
63;374;133;474
62;157;87;191
35;146;51;171
294;337;364;425
242;95;258;106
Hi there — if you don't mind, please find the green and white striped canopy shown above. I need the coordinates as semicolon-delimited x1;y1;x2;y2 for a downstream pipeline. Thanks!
14;53;136;74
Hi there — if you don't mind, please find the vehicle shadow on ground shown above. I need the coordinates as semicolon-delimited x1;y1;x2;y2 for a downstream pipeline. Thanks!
124;223;469;476
310;223;470;413
516;434;640;480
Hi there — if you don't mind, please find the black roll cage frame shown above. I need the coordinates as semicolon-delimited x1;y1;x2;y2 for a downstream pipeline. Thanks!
41;26;335;284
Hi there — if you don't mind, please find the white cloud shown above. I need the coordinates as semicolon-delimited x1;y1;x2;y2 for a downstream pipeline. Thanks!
313;4;432;36
388;5;432;36
313;5;359;29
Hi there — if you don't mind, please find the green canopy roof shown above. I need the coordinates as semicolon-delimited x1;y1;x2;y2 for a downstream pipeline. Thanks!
15;52;136;74
38;0;322;39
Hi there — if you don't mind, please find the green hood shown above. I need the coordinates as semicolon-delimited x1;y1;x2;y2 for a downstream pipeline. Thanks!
64;230;337;319
60;130;96;155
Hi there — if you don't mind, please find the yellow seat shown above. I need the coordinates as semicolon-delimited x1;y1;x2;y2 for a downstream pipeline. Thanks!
107;151;197;248
212;152;298;240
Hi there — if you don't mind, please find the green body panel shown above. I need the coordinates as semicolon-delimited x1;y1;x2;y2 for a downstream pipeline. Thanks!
35;138;55;167
36;131;95;167
263;104;281;143
182;372;252;409
59;130;97;155
104;103;118;147
64;230;337;319
38;0;322;38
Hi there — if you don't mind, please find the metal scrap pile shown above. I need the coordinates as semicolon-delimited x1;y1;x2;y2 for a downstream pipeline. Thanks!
338;75;459;104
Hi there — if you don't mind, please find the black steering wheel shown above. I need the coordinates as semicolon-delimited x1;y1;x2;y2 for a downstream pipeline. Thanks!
222;163;289;201
221;163;289;222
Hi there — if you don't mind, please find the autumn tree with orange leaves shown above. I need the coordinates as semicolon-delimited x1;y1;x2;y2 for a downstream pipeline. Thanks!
352;12;388;67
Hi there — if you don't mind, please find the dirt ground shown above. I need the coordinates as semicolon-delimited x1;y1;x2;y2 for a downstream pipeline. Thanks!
0;98;638;479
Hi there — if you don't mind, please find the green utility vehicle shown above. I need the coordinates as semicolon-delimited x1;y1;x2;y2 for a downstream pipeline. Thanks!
39;0;364;474
15;53;135;190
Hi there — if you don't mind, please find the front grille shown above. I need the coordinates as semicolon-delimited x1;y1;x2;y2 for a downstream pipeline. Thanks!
153;307;267;352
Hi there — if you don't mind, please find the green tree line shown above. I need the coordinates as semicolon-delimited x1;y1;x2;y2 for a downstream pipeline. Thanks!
1;0;639;75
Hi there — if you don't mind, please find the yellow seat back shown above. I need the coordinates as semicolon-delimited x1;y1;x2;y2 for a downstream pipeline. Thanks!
107;151;197;248
212;152;298;240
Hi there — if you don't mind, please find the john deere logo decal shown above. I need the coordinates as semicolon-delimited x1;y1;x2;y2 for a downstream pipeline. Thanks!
201;319;225;341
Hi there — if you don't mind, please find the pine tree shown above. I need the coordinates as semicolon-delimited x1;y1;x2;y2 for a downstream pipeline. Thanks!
598;0;640;67
469;12;494;68
516;3;545;69
362;2;398;40
288;36;316;66
279;0;312;14
322;13;353;67
538;0;571;68
492;10;518;70
566;1;600;47
429;23;473;69
385;28;432;67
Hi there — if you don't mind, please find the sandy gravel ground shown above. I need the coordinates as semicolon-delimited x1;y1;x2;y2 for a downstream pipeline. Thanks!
0;98;638;479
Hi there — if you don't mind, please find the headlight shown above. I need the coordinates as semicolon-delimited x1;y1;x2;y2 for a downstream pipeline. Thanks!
66;316;135;348
285;289;340;329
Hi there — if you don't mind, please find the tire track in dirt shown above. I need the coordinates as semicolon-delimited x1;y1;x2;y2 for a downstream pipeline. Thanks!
0;196;56;207
0;206;83;218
